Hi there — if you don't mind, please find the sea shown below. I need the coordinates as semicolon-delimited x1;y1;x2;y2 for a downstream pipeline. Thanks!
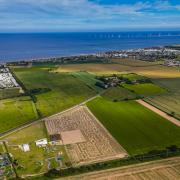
0;31;180;62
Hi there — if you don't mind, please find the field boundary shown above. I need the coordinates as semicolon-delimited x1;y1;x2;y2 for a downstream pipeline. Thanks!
136;99;180;127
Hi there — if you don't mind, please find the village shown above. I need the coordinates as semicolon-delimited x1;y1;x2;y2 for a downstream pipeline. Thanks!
97;46;180;63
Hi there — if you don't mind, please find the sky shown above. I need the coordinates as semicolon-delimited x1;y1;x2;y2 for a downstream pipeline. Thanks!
0;0;180;32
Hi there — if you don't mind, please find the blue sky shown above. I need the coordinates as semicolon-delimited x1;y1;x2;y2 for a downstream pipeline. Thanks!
0;0;180;32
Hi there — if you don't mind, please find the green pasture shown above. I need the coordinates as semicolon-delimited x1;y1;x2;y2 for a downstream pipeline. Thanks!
87;97;180;155
123;83;166;96
0;96;38;134
13;67;96;117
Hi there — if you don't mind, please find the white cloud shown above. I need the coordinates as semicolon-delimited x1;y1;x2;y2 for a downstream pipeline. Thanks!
0;0;179;31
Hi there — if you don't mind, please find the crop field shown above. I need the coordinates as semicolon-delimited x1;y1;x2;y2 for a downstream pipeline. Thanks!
0;87;20;100
0;96;38;134
1;122;69;176
153;78;180;93
145;95;180;120
102;86;136;101
55;63;180;78
70;71;103;92
87;97;180;155
145;78;180;119
13;67;96;117
64;157;180;180
45;106;128;166
123;83;166;96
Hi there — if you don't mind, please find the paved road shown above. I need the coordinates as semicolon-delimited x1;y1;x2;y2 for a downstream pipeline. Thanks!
0;94;100;139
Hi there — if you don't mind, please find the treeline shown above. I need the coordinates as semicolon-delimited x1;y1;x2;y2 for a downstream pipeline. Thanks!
7;56;111;68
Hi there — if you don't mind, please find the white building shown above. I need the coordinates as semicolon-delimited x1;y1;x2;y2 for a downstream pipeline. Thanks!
21;144;30;152
35;138;48;147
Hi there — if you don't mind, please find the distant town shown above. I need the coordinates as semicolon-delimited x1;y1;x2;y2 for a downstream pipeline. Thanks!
3;45;180;68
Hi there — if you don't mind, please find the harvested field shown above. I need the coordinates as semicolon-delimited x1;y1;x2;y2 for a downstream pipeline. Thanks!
45;106;128;166
55;63;180;78
60;157;180;180
110;58;160;67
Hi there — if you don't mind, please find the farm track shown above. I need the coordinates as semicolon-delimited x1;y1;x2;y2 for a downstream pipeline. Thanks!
58;156;180;180
0;94;100;139
136;99;180;127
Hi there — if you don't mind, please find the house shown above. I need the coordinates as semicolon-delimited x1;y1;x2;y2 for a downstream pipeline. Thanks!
21;144;30;152
35;138;48;147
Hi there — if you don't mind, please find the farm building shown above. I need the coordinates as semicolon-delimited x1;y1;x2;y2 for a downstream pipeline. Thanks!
35;139;48;147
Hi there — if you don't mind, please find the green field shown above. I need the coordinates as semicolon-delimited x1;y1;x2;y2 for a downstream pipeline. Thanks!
123;83;166;96
71;71;103;92
2;122;69;176
102;86;136;101
13;67;96;117
87;97;180;155
0;96;38;134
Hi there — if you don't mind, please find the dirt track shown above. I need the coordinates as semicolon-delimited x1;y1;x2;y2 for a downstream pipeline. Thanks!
136;99;180;127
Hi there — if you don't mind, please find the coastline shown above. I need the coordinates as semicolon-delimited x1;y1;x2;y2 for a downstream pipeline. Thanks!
0;31;180;63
